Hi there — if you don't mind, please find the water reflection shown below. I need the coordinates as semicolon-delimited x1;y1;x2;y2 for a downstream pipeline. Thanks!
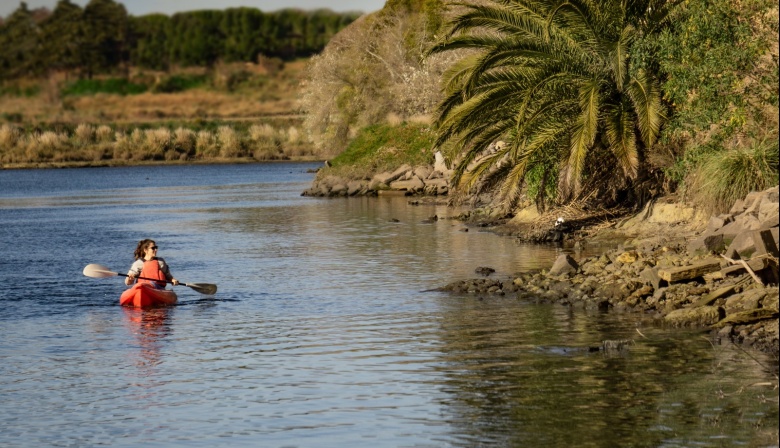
122;307;173;375
431;296;778;447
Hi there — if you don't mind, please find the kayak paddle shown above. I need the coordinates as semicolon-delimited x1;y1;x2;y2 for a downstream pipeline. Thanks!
83;263;218;295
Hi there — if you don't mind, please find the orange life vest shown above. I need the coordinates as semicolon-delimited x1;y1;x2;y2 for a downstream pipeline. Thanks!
140;259;167;288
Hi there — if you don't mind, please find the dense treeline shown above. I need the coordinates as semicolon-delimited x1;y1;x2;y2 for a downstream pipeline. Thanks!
0;0;360;80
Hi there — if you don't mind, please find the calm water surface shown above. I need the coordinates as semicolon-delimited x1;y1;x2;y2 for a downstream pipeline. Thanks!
0;163;777;447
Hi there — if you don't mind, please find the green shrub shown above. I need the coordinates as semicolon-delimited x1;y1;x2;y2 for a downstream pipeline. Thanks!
688;137;779;213
152;74;208;93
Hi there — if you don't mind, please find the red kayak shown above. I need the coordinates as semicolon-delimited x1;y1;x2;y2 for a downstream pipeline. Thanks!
120;283;178;308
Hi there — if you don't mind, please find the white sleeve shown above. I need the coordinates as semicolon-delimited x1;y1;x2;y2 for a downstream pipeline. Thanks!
127;259;143;276
157;258;173;280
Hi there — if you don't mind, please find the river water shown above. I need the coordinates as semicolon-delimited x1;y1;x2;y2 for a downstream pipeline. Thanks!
0;163;777;447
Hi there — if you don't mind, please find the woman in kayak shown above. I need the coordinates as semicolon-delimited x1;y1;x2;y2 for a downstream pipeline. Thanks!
125;239;179;288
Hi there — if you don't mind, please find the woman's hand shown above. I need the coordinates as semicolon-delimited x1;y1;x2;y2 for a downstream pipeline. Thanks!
172;278;179;286
125;273;135;285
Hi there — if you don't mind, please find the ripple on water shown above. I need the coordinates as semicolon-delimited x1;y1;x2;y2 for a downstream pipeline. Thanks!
1;164;777;447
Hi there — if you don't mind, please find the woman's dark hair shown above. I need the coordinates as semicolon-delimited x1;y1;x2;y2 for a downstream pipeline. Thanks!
133;239;156;260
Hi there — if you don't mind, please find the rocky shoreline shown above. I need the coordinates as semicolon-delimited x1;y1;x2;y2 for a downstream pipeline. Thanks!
302;154;453;198
440;186;780;357
304;162;779;356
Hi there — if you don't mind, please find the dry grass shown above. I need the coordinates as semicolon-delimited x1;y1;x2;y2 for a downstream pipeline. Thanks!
0;124;21;148
217;126;241;158
0;60;307;125
0;59;322;166
174;127;196;154
74;123;94;144
196;130;218;157
96;125;113;143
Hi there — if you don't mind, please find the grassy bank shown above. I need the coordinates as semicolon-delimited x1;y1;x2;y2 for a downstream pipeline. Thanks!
318;121;440;179
0;120;316;168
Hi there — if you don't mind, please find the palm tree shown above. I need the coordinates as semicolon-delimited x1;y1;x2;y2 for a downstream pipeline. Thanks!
430;0;674;211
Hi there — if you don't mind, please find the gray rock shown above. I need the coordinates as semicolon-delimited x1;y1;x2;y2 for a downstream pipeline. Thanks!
413;166;432;180
390;176;425;192
730;198;746;214
549;254;579;276
347;180;364;196
707;215;728;233
639;266;666;291
664;306;724;327
475;266;495;276
688;234;725;255
372;164;412;185
725;289;768;314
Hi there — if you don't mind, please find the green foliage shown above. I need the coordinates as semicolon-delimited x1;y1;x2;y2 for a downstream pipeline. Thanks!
151;74;208;93
523;158;559;210
0;3;42;79
60;78;147;96
431;0;673;211
688;137;779;213
41;0;85;74
328;123;436;175
654;0;778;143
81;0;131;77
0;1;359;79
130;14;169;70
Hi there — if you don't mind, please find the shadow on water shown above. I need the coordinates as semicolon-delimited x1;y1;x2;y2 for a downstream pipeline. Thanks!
176;296;241;306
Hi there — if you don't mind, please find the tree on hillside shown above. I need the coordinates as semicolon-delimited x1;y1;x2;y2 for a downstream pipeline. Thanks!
40;0;84;77
221;7;268;62
130;13;169;70
647;0;779;211
167;10;224;67
430;0;675;212
1;2;359;79
81;0;130;78
0;2;42;79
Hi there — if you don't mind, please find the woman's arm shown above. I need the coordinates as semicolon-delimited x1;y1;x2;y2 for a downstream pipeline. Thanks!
125;260;143;285
158;258;179;285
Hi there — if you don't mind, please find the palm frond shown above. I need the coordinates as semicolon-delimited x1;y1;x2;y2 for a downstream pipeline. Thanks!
610;25;635;91
604;103;639;177
562;78;601;198
626;69;663;148
432;0;670;209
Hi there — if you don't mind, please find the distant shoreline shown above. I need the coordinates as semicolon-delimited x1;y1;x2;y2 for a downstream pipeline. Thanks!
0;157;325;170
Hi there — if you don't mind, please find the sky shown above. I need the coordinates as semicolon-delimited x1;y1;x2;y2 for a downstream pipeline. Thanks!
0;0;387;18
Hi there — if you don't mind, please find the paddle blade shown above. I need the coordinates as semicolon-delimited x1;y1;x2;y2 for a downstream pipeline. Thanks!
186;283;217;295
83;264;119;278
